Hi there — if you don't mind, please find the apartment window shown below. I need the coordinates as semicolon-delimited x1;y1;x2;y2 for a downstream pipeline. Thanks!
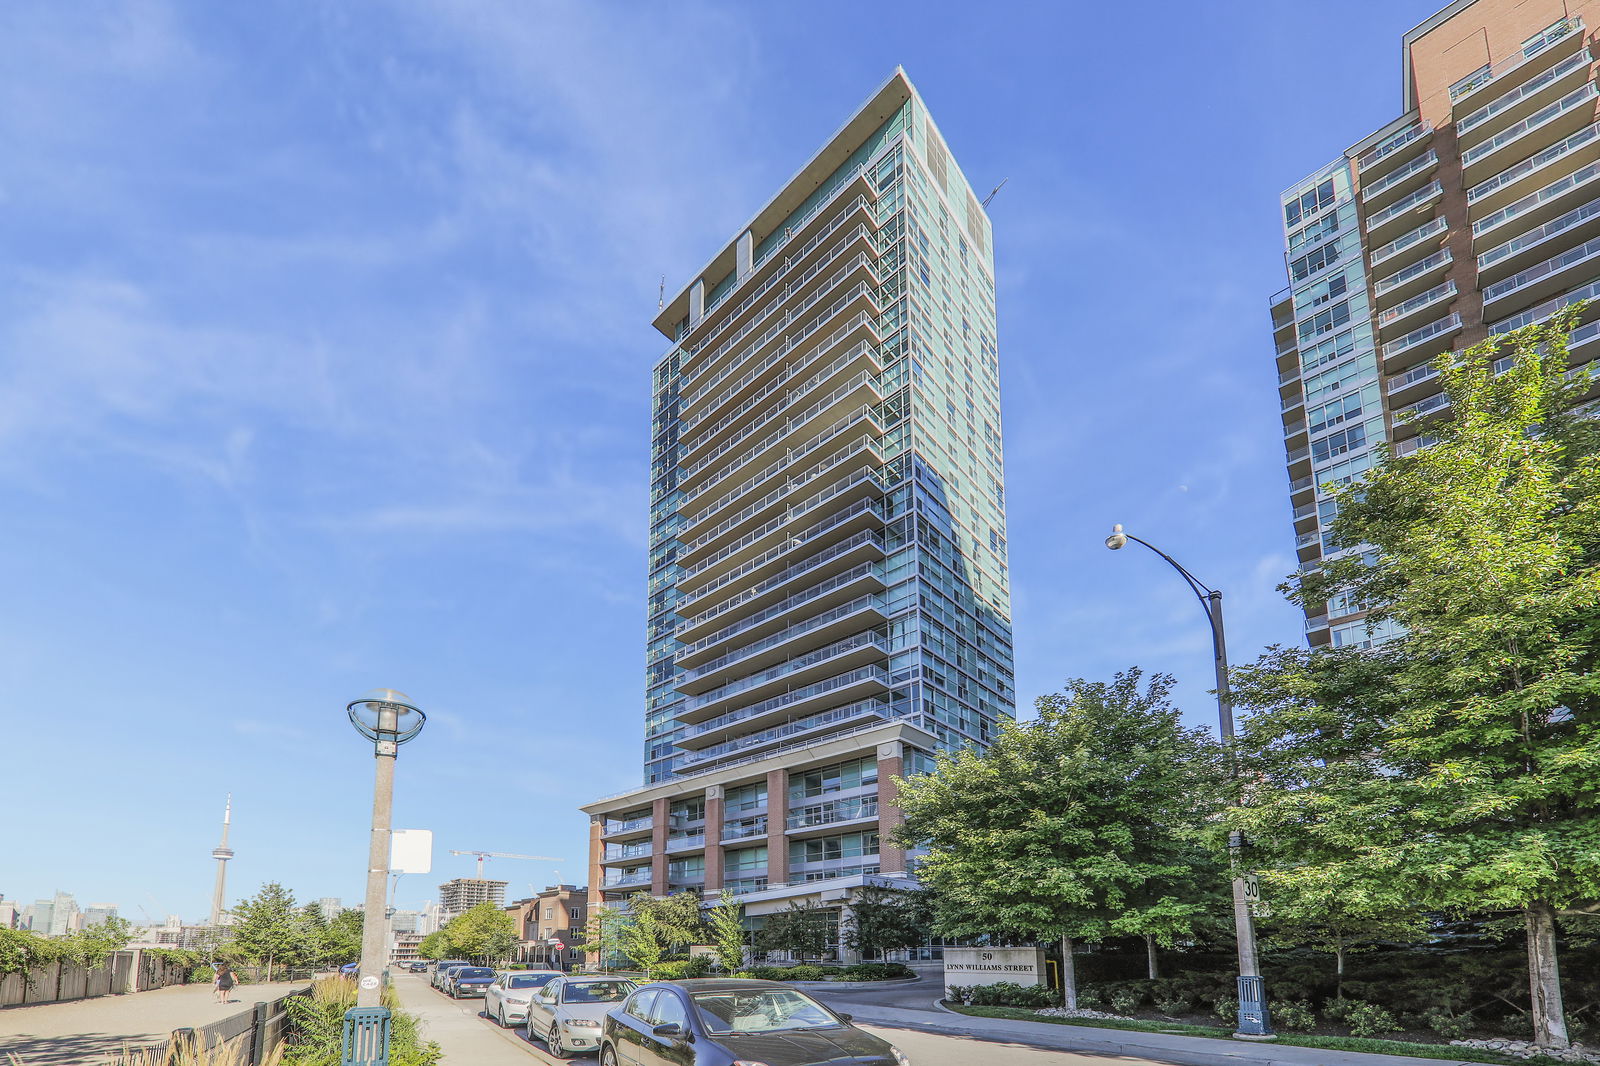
1288;211;1340;253
1284;179;1336;228
724;782;767;813
788;756;878;801
1307;385;1376;435
569;907;582;921
1290;241;1341;282
725;846;767;872
790;830;880;865
1312;423;1367;464
543;907;553;920
1298;301;1351;341
1296;272;1347;315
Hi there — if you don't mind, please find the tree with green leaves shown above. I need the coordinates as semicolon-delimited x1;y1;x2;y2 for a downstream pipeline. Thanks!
230;882;308;980
707;893;748;973
629;891;705;953
63;916;133;969
894;669;1226;1008
1241;311;1600;1049
318;908;364;967
416;930;451;961
843;885;930;962
756;901;834;961
575;905;632;972
440;903;517;965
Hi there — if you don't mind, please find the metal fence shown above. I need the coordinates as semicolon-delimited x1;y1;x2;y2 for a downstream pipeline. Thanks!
143;985;310;1066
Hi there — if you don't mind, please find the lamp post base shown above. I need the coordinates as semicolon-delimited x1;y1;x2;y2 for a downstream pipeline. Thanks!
1234;975;1275;1039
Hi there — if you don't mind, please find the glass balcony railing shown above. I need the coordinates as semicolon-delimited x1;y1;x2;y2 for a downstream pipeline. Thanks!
604;842;653;862
1366;182;1443;231
1474;162;1600;242
686;405;879;510
1481;195;1600;272
1378;280;1456;326
1483;233;1600;304
1358;120;1431;171
605;816;653;835
681;524;882;622
681;465;886;556
603;870;653;889
679;596;885;684
1384;313;1463;360
1387;360;1441;394
787;796;879;830
682;631;888;714
1396;391;1451;420
1458;49;1592;137
1468;121;1600;206
1370;216;1448;269
680;560;883;652
1490;276;1600;334
1375;248;1452;298
1461;81;1599;170
678;664;890;729
720;816;768;840
1361;150;1438;201
683;697;889;751
1451;16;1583;106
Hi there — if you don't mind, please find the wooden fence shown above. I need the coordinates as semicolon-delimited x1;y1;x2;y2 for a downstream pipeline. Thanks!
0;949;191;1008
144;986;309;1066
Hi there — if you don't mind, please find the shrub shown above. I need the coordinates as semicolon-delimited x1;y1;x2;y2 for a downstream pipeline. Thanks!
652;957;716;980
1155;995;1192;1015
1422;1008;1472;1041
782;964;829;981
747;966;790;980
1108;986;1145;1014
946;984;974;1005
1342;1001;1401;1038
1212;996;1238;1023
1272;1000;1316;1032
1075;985;1106;1009
838;962;913;981
966;981;1056;1009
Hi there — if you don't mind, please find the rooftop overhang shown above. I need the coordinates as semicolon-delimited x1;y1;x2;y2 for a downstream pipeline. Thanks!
652;68;916;340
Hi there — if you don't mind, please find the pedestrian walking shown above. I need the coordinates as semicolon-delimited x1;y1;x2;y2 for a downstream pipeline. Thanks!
213;962;236;1004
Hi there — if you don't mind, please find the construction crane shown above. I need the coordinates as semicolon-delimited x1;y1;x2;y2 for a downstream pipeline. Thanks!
449;850;564;879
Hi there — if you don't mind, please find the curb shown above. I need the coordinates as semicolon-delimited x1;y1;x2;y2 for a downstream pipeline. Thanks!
862;1003;1485;1066
793;976;924;993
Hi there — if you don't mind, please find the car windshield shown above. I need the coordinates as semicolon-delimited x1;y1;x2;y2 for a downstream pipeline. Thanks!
507;974;557;989
563;980;634;1004
691;989;841;1035
456;968;493;978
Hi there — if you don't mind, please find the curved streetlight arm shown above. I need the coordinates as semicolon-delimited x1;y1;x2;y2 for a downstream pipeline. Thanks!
1116;533;1226;667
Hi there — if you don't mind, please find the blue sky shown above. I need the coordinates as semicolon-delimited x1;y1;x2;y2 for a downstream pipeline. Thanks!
0;0;1441;920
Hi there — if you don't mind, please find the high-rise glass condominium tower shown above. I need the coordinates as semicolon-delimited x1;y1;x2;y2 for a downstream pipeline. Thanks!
1273;0;1600;649
582;70;1014;957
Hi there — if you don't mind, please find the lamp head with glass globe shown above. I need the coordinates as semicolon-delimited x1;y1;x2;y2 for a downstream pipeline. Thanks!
1105;524;1129;551
347;688;425;755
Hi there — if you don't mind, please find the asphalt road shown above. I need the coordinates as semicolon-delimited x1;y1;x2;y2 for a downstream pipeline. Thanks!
395;972;1146;1065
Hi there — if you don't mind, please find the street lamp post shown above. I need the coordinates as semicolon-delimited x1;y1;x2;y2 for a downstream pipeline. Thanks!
344;689;426;1065
1104;525;1273;1039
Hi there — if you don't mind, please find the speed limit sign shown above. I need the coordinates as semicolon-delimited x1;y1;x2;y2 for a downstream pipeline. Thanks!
1242;874;1261;903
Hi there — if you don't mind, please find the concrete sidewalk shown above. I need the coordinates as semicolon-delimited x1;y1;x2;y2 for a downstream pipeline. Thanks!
0;980;309;1066
840;1000;1487;1066
392;973;552;1064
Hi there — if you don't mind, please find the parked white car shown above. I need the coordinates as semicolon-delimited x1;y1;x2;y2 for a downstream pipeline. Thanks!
484;970;563;1028
524;975;637;1058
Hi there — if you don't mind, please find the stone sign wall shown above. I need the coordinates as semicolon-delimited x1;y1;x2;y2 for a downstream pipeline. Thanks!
942;946;1047;994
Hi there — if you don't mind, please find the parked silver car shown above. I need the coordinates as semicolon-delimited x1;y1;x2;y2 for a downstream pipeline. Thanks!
484;970;563;1027
525;975;637;1059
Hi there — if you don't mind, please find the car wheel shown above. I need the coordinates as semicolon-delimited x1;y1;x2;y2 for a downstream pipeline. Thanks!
600;1046;618;1066
548;1022;571;1059
494;1004;505;1027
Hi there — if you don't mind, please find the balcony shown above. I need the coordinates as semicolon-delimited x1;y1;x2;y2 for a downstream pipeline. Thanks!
787;796;880;833
602;816;653;839
1451;16;1585;110
1490;276;1600;335
665;834;705;853
674;663;891;730
678;560;885;655
1482;233;1600;315
1460;81;1599;186
720;816;768;842
1456;47;1593;151
1304;615;1330;633
676;596;890;694
602;842;654;864
684;209;877;369
679;630;889;721
1360;150;1438;208
1479;196;1600;284
1364;181;1443;244
677;466;887;572
679;697;891;759
1384;313;1464;370
684;405;880;512
1386;358;1443;400
1473;160;1600;252
1374;249;1452;307
1356;120;1432;181
602;870;653;890
681;271;880;430
679;523;885;629
1289;474;1314;496
1395;390;1451;423
1467;121;1600;217
1369;216;1448;273
1377;281;1457;338
685;433;882;543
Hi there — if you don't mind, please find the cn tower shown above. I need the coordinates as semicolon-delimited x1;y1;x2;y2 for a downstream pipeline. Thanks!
209;795;234;927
